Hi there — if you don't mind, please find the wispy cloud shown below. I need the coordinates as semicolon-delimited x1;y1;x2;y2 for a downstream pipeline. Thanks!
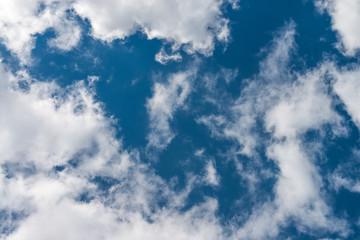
198;22;351;239
146;68;196;150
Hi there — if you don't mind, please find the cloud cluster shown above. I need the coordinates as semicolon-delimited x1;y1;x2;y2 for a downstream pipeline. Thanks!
73;0;234;56
0;0;237;64
2;1;360;238
198;22;354;239
0;62;225;240
0;0;80;64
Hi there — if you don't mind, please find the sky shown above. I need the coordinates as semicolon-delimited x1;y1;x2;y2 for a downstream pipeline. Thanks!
0;0;360;239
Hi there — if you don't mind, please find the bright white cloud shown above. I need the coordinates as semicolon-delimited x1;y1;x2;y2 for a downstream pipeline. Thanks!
2;2;360;237
0;0;80;63
6;195;223;240
73;0;235;56
0;0;237;63
316;0;360;55
265;66;341;139
0;69;120;174
0;61;226;240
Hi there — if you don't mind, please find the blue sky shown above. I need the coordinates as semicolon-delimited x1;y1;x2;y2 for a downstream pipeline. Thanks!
1;0;360;239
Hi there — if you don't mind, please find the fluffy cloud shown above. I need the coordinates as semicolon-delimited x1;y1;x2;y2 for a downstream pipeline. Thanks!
0;0;237;64
6;196;223;240
316;0;360;55
265;66;342;138
0;0;80;63
0;69;120;174
3;2;360;238
73;0;235;56
0;62;226;240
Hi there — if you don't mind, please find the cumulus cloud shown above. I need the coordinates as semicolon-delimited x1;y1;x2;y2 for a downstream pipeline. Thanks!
3;2;360;238
316;0;360;55
0;61;226;240
73;0;236;56
0;0;237;63
0;69;120;174
265;66;342;138
7;196;223;240
0;0;81;63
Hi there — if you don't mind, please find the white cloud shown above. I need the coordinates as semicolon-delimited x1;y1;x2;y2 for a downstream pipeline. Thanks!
265;66;341;139
0;61;227;240
205;160;220;186
2;3;360;238
236;68;348;238
73;0;235;56
198;22;351;239
146;69;195;150
328;149;360;193
0;67;121;174
6;193;223;240
0;0;80;64
155;48;182;65
197;21;297;157
332;66;360;128
316;0;360;55
195;148;205;157
330;174;360;193
252;62;347;238
0;0;237;63
47;16;82;51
